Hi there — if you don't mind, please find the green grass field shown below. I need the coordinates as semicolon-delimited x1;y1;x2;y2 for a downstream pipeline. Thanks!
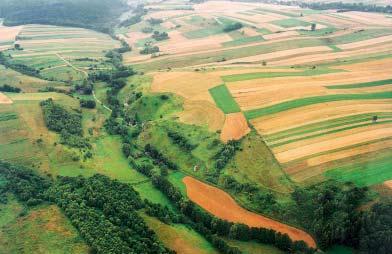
244;91;392;119
209;84;241;113
329;28;392;45
222;67;341;82
272;18;311;28
225;239;284;254
222;35;265;47
326;78;392;89
142;214;218;254
324;152;392;186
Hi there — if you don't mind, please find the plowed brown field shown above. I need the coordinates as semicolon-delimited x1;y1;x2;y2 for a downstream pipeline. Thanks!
183;176;317;248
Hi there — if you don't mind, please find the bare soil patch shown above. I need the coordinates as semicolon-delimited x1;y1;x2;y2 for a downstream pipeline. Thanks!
183;176;316;248
220;112;250;142
0;93;13;104
0;25;23;42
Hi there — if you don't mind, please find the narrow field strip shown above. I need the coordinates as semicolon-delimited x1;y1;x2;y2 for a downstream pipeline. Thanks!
183;176;317;248
270;119;392;148
222;67;340;82
265;112;392;142
244;91;392;119
275;125;392;163
326;78;392;89
209;84;241;113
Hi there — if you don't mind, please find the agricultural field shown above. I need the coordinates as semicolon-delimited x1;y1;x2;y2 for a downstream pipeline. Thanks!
2;24;120;82
1;0;392;254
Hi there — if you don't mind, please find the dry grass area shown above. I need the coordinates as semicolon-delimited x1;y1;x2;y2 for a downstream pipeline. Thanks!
183;176;317;248
220;112;250;142
0;93;13;104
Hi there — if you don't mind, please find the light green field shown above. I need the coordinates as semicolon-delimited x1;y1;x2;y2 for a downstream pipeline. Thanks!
222;67;341;82
225;239;285;254
326;78;392;89
325;151;392;186
0;65;66;92
134;181;175;209
272;18;311;28
142;214;218;254
330;28;392;45
209;84;241;113
222;35;265;47
244;91;392;119
0;197;89;254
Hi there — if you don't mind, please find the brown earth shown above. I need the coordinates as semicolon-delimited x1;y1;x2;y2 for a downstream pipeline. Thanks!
0;25;23;42
220;112;250;142
183;176;317;248
384;180;392;189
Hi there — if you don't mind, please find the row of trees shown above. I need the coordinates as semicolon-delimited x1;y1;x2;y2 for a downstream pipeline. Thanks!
0;84;21;93
167;131;197;151
0;52;41;78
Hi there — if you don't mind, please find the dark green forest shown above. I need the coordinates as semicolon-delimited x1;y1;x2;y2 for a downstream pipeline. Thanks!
0;0;129;33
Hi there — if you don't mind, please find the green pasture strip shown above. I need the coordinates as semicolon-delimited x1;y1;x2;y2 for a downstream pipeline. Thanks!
255;8;298;17
216;16;239;26
270;119;392;148
183;26;224;39
209;84;241;113
265;112;392;142
0;112;18;122
330;28;392;45
245;91;392;120
272;18;311;28
222;35;265;47
256;28;273;35
327;44;342;52
325;153;392;187
326;78;392;89
222;67;341;82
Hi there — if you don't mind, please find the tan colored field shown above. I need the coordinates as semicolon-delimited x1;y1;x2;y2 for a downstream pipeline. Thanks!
0;24;23;42
218;46;332;65
158;31;231;54
183;176;317;248
220;112;250;142
228;59;392;110
306;139;392;167
252;100;392;134
0;93;13;104
274;124;392;163
338;34;392;50
385;180;392;189
337;11;392;26
268;42;392;66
